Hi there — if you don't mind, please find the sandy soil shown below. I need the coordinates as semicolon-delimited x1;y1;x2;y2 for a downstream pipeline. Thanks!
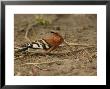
14;14;97;76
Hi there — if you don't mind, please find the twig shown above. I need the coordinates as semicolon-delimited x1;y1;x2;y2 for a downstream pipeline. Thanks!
25;60;64;65
23;60;64;71
63;40;96;47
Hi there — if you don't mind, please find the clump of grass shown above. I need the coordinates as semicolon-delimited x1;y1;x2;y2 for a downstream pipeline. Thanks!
35;15;51;26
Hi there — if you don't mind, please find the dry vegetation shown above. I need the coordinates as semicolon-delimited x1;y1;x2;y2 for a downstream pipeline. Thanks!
14;14;97;76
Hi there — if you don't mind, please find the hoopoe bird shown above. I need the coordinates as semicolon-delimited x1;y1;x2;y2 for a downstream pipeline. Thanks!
19;31;64;53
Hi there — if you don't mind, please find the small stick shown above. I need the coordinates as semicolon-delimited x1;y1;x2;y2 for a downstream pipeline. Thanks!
25;60;64;65
63;40;75;54
23;60;64;71
63;40;96;47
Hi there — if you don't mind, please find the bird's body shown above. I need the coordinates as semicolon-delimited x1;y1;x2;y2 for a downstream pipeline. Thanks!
19;31;64;53
43;32;64;47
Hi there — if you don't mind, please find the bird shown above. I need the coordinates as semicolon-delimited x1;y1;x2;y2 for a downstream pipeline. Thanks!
19;31;64;53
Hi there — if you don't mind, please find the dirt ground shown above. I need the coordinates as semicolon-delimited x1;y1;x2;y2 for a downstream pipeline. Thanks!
14;14;97;76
